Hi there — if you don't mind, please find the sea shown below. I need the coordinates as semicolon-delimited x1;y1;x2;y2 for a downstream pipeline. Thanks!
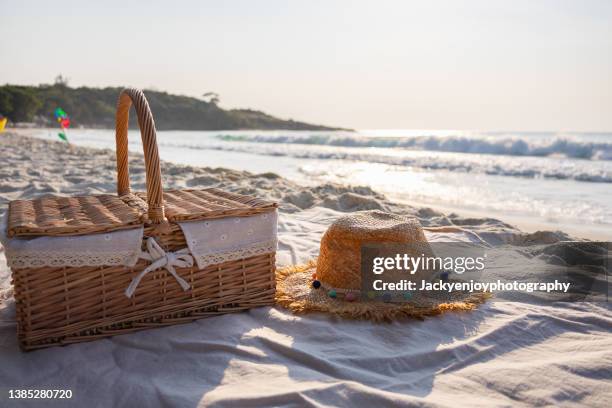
28;128;612;240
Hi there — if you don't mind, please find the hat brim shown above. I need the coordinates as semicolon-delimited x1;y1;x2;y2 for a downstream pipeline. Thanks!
275;260;491;322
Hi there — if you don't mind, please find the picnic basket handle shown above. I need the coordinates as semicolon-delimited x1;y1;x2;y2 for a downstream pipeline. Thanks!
115;88;165;223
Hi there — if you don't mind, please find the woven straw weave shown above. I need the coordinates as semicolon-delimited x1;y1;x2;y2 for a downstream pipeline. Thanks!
276;212;489;322
317;211;434;290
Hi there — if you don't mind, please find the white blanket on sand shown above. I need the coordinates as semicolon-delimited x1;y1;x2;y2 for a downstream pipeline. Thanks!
0;207;610;407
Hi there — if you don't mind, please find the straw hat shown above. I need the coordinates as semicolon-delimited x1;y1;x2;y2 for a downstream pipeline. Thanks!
276;211;488;321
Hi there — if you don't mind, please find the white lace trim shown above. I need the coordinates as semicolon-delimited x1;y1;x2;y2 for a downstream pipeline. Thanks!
179;211;278;269
5;250;141;269
194;239;277;268
1;210;277;270
0;212;144;269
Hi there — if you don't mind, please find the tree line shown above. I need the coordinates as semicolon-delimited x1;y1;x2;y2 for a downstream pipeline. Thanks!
0;83;343;131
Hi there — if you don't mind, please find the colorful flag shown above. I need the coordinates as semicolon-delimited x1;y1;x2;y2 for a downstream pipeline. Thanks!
54;107;70;142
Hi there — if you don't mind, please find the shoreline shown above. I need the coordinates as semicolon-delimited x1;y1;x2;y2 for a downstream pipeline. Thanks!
0;132;583;244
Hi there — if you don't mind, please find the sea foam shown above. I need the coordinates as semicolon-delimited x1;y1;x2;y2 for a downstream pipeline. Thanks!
217;133;612;161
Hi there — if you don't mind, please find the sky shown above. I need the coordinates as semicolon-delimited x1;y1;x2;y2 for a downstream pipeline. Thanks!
1;0;611;131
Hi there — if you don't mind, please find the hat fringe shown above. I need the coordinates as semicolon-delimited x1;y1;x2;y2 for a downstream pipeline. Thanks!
276;261;491;323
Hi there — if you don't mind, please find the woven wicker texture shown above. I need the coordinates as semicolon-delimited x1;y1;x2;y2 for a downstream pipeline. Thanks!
316;211;434;290
7;194;142;237
13;253;275;350
6;88;278;350
137;188;276;222
116;88;165;222
7;188;276;238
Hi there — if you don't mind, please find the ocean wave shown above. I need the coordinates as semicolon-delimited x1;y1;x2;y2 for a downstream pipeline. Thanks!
217;134;612;161
160;140;612;184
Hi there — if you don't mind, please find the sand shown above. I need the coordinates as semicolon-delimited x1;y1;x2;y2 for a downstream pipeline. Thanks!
0;133;610;407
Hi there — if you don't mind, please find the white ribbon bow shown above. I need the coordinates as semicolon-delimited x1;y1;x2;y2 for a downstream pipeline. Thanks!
125;237;193;298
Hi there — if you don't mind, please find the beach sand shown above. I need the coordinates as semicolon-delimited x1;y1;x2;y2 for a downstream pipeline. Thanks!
0;133;610;407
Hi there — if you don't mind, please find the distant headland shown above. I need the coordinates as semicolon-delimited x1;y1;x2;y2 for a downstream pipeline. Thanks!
0;83;349;131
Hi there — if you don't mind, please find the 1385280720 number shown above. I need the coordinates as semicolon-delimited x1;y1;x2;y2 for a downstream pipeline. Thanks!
8;389;73;399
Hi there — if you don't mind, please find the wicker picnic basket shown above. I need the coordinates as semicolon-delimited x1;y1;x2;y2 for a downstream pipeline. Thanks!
4;88;278;350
